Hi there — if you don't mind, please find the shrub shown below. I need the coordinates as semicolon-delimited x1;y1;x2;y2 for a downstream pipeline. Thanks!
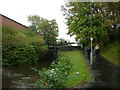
3;46;38;65
18;28;37;37
2;26;48;65
34;53;72;88
30;35;48;60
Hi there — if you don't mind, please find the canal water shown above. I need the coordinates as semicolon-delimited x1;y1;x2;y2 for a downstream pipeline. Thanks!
2;47;120;88
2;60;52;88
2;49;56;88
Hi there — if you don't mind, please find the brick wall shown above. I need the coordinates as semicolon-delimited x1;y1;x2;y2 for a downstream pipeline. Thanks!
0;14;28;30
0;15;2;27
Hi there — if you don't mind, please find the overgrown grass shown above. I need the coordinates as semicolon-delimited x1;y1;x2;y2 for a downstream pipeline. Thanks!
101;42;119;66
34;52;72;88
61;50;93;88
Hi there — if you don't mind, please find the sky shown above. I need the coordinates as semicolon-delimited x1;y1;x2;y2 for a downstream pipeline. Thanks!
0;0;76;42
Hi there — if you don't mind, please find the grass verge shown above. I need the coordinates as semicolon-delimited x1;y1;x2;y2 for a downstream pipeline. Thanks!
101;42;119;66
61;50;93;88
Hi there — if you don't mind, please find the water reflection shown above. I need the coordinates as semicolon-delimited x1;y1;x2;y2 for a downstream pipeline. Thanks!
2;60;52;88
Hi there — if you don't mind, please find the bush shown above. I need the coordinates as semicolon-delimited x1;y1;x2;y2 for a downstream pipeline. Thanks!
3;46;38;65
30;35;48;60
34;53;72;88
2;26;48;66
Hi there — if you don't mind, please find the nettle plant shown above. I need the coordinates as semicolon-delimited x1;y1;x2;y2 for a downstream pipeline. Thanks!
34;53;72;88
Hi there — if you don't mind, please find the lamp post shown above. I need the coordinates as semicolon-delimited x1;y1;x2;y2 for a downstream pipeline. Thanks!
90;1;93;66
90;37;93;65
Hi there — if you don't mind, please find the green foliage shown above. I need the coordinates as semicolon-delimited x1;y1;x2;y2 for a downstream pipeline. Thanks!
79;39;88;45
19;28;37;37
34;51;93;88
27;15;59;45
2;26;48;66
34;53;72;88
3;46;38;65
30;35;48;60
101;42;119;66
61;51;93;87
51;53;72;73
62;2;120;45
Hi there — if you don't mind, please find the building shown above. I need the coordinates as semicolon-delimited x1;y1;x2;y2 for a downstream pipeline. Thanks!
0;14;28;30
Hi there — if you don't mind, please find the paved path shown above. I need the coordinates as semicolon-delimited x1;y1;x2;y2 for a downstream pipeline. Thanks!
86;54;120;88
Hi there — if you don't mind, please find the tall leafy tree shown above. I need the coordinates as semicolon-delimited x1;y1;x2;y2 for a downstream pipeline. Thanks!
99;2;120;42
28;15;59;44
28;15;42;33
62;2;120;44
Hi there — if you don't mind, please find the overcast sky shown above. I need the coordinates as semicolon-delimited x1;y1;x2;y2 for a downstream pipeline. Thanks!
0;0;76;42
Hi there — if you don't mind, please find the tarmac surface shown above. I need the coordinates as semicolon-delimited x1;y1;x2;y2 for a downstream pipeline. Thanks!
85;54;120;88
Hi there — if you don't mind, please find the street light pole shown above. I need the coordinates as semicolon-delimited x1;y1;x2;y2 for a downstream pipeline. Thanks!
90;37;93;65
90;1;93;66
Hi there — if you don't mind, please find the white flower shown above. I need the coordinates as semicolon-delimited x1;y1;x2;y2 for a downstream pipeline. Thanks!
52;69;55;71
50;74;52;77
76;72;79;76
50;69;55;73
